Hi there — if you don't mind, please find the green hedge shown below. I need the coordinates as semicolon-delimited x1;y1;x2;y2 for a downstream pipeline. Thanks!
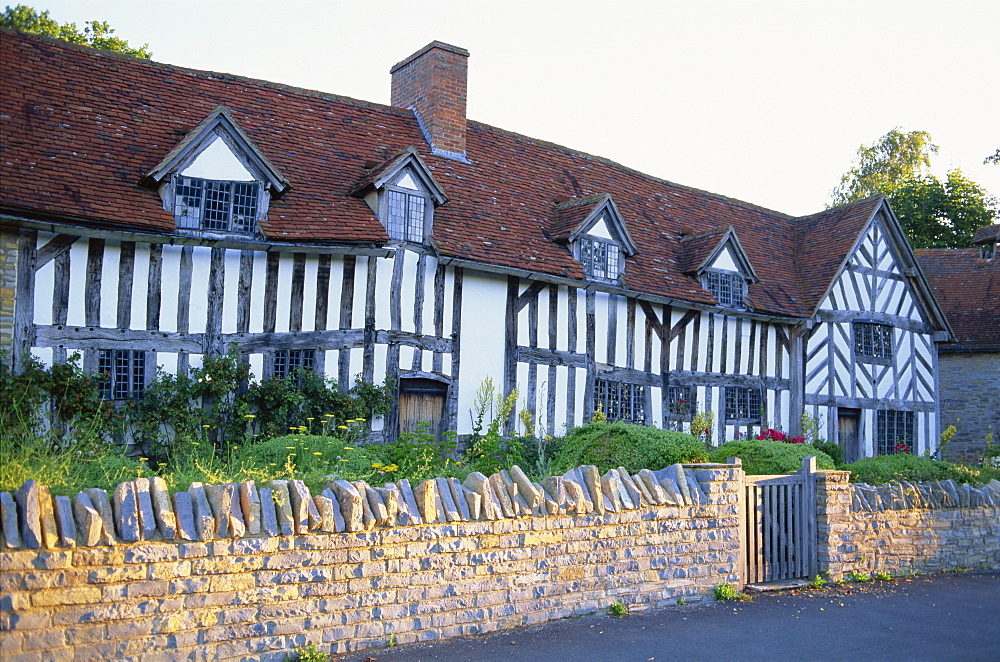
550;422;708;474
841;454;1000;486
707;439;835;475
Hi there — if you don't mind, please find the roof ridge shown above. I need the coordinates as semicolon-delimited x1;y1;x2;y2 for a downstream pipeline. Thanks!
466;119;796;219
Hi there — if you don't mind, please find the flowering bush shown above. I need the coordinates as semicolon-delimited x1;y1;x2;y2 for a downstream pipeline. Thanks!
754;428;806;444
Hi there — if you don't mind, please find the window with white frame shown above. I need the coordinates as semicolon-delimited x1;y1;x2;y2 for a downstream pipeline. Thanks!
97;350;145;400
724;385;762;423
704;271;745;308
876;410;914;455
594;379;644;423
853;321;894;361
273;349;316;384
580;238;621;282
173;176;259;234
386;188;428;242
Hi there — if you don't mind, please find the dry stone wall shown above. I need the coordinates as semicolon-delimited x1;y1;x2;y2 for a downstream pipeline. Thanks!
816;471;1000;578
0;464;742;660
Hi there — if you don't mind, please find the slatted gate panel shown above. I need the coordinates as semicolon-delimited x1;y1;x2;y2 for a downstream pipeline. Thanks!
742;457;818;584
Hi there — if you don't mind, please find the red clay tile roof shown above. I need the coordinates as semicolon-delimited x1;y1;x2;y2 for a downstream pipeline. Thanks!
676;226;732;274
972;224;1000;245
915;248;1000;351
0;30;929;320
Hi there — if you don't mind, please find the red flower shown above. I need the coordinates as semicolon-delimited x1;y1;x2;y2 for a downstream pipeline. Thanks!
790;436;806;444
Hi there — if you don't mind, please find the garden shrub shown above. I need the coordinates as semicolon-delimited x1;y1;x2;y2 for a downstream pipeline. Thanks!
707;439;835;475
841;454;1000;486
549;422;708;474
811;439;845;466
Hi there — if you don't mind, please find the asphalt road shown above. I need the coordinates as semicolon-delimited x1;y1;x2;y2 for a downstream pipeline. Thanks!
339;571;1000;661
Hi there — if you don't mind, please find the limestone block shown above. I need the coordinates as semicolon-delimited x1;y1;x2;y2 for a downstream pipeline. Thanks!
225;483;247;538
463;472;499;520
434;478;461;522
350;481;377;529
204;484;230;537
331;480;364;532
488;473;516;518
637;469;668;505
581;466;604;514
150;477;177;540
657;477;682;506
258;487;279;537
238;481;260;536
509;466;541;511
287;480;314;533
540;476;568;513
72;491;102;546
171;491;198;541
412;479;440;524
685;473;705;505
0;491;21;549
133;478;158;541
938;480;960;507
562;478;590;515
600;474;621;512
187;482;216;541
363;484;390;526
53;495;76;548
610;469;636;509
14;479;42;549
616;467;648;506
666;464;692;505
563;467;589;503
464;488;482;521
533;481;556;516
113;481;141;543
314;496;337;532
396;479;423;526
957;483;973;508
37;484;59;548
446;478;470;521
320;488;346;532
377;485;400;526
269;480;295;536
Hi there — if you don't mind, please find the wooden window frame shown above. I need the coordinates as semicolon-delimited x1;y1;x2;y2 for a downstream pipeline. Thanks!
579;237;622;283
594;378;645;423
666;384;697;421
724;385;763;424
704;270;745;309
172;175;262;235
853;321;894;365
96;349;145;401
876;409;915;455
272;349;317;386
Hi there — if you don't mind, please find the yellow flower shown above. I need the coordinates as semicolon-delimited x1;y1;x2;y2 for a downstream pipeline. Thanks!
371;462;383;468
342;446;354;450
337;425;348;430
286;447;296;450
355;418;366;422
191;442;200;446
313;452;322;456
231;446;238;450
340;459;348;462
139;457;148;462
202;424;211;428
244;414;256;419
306;417;314;421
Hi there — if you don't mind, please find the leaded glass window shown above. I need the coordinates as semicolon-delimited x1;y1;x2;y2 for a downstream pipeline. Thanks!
876;410;914;455
725;386;762;423
854;322;894;360
97;350;145;400
581;238;621;281
705;271;745;308
386;189;427;242
173;176;258;234
667;385;696;420
273;349;316;384
594;379;644;423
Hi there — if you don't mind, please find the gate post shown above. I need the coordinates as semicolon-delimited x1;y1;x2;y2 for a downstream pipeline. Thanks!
799;456;818;578
729;456;747;589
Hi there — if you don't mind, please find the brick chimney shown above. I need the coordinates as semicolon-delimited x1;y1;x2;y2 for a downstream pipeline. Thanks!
390;41;470;162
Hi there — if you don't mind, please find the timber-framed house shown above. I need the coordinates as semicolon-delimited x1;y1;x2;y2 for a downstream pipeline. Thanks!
0;32;953;458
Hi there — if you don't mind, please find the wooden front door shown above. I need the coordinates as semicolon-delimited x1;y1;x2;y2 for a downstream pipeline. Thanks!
838;408;861;464
398;378;448;437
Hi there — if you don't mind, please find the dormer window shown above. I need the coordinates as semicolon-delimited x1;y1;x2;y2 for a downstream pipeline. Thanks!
144;106;289;237
384;171;430;242
173;176;260;233
704;270;745;309
581;236;620;281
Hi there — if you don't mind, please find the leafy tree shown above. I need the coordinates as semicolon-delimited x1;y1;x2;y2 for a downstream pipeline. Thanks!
889;170;998;249
831;128;937;205
986;149;1000;166
831;128;999;248
1;4;151;58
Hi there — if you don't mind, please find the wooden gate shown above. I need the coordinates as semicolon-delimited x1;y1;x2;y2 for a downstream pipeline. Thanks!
741;456;818;584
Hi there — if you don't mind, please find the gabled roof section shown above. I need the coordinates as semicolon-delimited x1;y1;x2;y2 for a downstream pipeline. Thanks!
798;197;951;333
677;225;759;283
548;193;638;255
915;248;1000;351
348;147;448;205
972;223;1000;245
144;106;290;194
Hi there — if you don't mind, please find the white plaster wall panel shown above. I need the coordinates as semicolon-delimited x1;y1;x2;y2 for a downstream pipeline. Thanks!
373;343;388;385
65;240;88;327
248;251;267;334
131;245;150;331
649;385;663;430
348;348;364;385
100;241;121;327
875;366;893;400
158;352;178;375
535;286;551;350
220;249;242;334
420;256;438;337
456;273;507;435
614;296;629;368
32;346;52;367
372;255;393;332
571;367;586;430
555;288;570;352
157;245;181;333
399;346;415;372
188;353;204;371
273;252;293;334
875;278;898;314
323;350;337;379
553;365;569;435
710;245;740;272
354;257;372;333
326;257;344;330
301;254;318;332
397;251;417;335
33;246;54;327
187;246;211;335
593;292;610;366
724;316;737;377
516;361;530;429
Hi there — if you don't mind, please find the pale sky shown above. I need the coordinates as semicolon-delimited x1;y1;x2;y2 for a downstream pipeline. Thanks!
20;0;1000;217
